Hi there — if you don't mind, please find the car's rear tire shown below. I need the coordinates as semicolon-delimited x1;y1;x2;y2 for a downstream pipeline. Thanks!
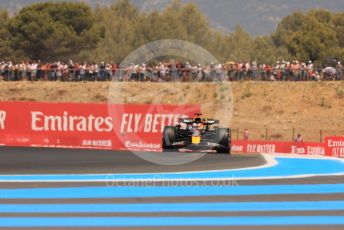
215;128;231;154
162;126;176;151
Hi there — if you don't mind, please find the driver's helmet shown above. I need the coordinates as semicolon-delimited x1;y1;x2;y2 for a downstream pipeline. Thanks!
193;122;204;129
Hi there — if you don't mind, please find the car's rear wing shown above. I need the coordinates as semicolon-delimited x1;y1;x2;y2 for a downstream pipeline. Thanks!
179;118;219;125
179;118;194;124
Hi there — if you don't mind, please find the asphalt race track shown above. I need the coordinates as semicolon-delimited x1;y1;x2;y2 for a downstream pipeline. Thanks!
0;147;344;229
0;147;265;174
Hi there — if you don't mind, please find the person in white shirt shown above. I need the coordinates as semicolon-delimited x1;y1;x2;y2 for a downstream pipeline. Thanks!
295;134;303;143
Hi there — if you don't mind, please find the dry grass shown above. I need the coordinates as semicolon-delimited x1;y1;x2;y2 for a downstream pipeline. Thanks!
0;80;343;142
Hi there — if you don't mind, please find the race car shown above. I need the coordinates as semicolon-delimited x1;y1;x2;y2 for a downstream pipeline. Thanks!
162;113;231;153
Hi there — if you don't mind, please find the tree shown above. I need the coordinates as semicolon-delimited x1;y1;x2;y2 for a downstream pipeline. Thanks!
179;2;210;47
0;10;15;61
254;36;290;64
272;11;307;47
272;9;342;64
111;0;138;19
87;0;215;63
225;25;254;62
87;2;139;63
208;30;230;62
8;2;101;61
332;12;344;47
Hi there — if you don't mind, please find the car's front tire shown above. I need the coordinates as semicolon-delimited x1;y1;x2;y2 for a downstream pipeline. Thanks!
162;126;176;151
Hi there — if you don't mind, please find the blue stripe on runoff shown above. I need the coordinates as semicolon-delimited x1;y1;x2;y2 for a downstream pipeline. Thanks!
0;216;343;227
0;201;344;213
0;157;344;181
0;184;344;199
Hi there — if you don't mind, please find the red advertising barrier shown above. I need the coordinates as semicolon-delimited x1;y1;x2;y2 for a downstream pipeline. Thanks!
0;101;200;151
0;101;342;158
231;140;325;156
325;136;344;158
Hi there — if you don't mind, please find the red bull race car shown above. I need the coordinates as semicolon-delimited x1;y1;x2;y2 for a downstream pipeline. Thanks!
162;113;231;154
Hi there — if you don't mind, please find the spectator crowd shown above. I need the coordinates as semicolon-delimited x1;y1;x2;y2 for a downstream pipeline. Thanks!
0;59;343;82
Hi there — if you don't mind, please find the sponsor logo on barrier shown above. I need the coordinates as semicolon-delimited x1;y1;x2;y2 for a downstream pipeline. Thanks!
31;111;113;132
328;139;344;147
231;145;243;152
125;141;160;149
120;113;184;133
0;110;6;130
307;146;325;155
330;145;344;158
82;140;112;147
291;145;306;154
291;145;325;155
325;137;344;158
332;148;344;158
247;144;276;153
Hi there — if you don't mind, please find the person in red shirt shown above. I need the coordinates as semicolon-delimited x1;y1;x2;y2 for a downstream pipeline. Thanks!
264;64;272;81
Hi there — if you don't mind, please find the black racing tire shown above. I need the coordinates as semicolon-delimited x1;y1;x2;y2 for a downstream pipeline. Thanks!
215;128;231;154
162;148;177;152
162;126;176;151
